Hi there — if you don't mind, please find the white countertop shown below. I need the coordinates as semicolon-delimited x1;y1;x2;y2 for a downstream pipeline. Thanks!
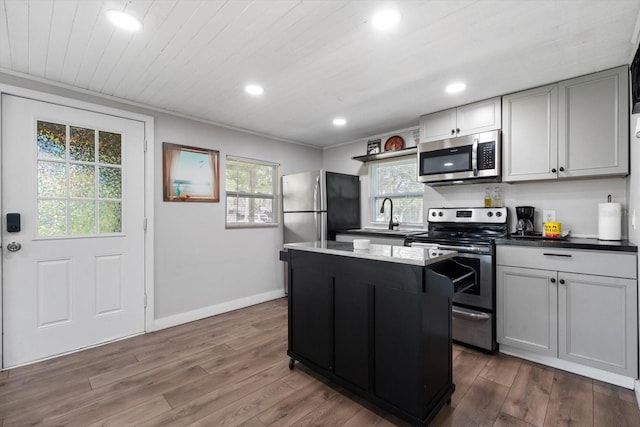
284;240;457;266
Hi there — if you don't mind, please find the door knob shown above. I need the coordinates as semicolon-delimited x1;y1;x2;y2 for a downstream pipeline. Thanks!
6;242;21;252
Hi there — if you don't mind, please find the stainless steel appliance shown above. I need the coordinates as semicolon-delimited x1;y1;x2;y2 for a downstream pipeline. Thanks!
282;170;360;292
405;207;509;351
417;130;501;185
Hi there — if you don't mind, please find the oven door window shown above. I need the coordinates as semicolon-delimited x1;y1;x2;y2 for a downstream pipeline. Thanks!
420;146;471;175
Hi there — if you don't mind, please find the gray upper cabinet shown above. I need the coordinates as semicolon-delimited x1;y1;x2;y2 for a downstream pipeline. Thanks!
503;66;629;182
420;97;501;143
502;84;558;181
558;67;629;178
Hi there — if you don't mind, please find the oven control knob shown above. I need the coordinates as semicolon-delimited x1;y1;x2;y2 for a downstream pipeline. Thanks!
438;212;443;217
487;212;493;217
431;211;437;217
496;211;502;217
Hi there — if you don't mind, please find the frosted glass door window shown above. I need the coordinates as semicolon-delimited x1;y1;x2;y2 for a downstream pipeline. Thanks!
36;120;122;236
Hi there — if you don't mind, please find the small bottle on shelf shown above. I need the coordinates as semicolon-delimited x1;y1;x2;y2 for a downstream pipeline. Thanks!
493;187;503;207
484;188;493;207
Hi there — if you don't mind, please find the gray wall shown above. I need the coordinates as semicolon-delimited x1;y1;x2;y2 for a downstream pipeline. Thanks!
153;113;321;320
323;133;629;237
0;72;322;327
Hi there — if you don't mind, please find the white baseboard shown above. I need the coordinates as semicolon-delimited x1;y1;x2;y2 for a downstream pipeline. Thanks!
150;289;286;332
500;345;636;389
635;379;640;409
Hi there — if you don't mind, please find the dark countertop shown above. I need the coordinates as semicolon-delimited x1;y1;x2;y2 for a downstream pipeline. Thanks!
341;229;638;253
496;236;637;253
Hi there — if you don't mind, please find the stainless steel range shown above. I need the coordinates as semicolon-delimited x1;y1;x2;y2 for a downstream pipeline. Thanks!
405;207;508;351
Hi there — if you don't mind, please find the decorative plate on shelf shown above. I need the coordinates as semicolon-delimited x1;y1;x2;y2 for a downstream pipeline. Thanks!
384;135;405;151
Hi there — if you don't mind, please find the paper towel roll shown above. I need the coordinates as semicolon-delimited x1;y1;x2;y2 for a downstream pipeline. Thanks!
598;202;622;240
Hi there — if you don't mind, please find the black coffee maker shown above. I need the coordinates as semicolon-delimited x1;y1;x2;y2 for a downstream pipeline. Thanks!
515;206;535;235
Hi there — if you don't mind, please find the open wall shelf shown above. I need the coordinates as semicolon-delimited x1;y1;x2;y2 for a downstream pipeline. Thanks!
353;147;417;163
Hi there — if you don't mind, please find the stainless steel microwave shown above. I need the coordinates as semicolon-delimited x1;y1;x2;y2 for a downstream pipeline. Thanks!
417;130;501;184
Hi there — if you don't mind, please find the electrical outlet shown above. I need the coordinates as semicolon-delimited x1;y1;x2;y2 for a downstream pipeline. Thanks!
543;210;556;223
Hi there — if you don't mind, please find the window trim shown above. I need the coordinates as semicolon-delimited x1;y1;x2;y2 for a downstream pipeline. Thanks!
225;155;280;229
369;157;424;228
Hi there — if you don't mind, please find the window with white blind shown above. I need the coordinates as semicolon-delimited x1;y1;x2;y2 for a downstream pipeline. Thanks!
225;156;279;227
369;157;424;226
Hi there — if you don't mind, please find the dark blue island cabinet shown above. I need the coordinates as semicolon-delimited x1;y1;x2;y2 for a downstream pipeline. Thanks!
285;247;461;426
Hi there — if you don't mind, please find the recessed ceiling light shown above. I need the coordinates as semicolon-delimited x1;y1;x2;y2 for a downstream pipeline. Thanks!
372;9;401;30
333;118;347;126
245;84;264;96
107;10;142;32
446;82;466;94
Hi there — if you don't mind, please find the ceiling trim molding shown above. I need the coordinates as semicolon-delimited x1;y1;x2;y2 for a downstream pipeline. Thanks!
0;67;321;151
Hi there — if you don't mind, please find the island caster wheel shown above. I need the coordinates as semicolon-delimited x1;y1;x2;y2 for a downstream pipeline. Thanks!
289;358;295;370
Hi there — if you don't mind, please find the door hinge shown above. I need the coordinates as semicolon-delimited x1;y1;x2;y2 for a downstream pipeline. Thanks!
143;217;147;231
144;293;148;308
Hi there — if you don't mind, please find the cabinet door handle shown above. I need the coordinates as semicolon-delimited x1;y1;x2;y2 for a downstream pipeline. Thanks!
456;128;460;134
451;129;455;135
550;278;556;283
559;166;565;172
543;253;572;257
551;168;557;173
559;279;565;284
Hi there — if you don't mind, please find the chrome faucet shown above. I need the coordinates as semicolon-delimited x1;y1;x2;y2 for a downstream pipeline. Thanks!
380;198;399;230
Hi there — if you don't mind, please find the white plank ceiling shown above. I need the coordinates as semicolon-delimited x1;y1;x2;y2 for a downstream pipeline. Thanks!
1;0;639;147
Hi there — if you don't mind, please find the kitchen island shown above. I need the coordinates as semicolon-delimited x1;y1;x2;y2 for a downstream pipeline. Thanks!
282;241;470;427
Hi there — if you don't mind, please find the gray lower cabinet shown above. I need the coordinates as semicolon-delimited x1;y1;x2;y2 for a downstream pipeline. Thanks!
497;265;558;356
558;272;636;375
497;246;638;378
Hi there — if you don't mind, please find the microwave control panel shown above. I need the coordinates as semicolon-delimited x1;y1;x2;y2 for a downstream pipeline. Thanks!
478;142;495;170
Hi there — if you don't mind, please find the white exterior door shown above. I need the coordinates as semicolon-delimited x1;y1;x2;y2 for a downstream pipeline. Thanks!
2;95;146;367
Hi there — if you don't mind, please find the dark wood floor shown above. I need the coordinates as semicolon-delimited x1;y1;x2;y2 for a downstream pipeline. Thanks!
1;297;638;426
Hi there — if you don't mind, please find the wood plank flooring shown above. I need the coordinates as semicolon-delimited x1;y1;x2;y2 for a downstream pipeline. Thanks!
1;297;638;426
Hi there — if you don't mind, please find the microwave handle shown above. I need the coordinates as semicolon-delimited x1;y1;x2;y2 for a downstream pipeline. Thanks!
472;137;479;176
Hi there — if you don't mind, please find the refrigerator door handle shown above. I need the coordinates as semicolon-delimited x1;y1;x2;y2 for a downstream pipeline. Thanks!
314;175;321;212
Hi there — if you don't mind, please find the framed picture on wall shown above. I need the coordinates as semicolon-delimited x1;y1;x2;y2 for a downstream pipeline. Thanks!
367;139;381;155
163;142;220;202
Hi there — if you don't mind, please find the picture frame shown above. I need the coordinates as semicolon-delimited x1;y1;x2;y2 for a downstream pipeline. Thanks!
163;142;220;202
367;139;381;155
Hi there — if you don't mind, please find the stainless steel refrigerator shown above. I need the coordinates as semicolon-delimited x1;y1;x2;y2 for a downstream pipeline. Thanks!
282;170;360;292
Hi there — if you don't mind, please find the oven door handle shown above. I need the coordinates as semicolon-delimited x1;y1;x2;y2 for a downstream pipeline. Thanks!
452;306;491;321
436;244;491;254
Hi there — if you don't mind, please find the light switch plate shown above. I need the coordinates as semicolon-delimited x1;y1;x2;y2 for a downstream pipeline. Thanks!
543;210;556;223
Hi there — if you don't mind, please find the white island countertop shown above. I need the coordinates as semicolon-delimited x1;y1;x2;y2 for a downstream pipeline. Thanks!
284;240;457;266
